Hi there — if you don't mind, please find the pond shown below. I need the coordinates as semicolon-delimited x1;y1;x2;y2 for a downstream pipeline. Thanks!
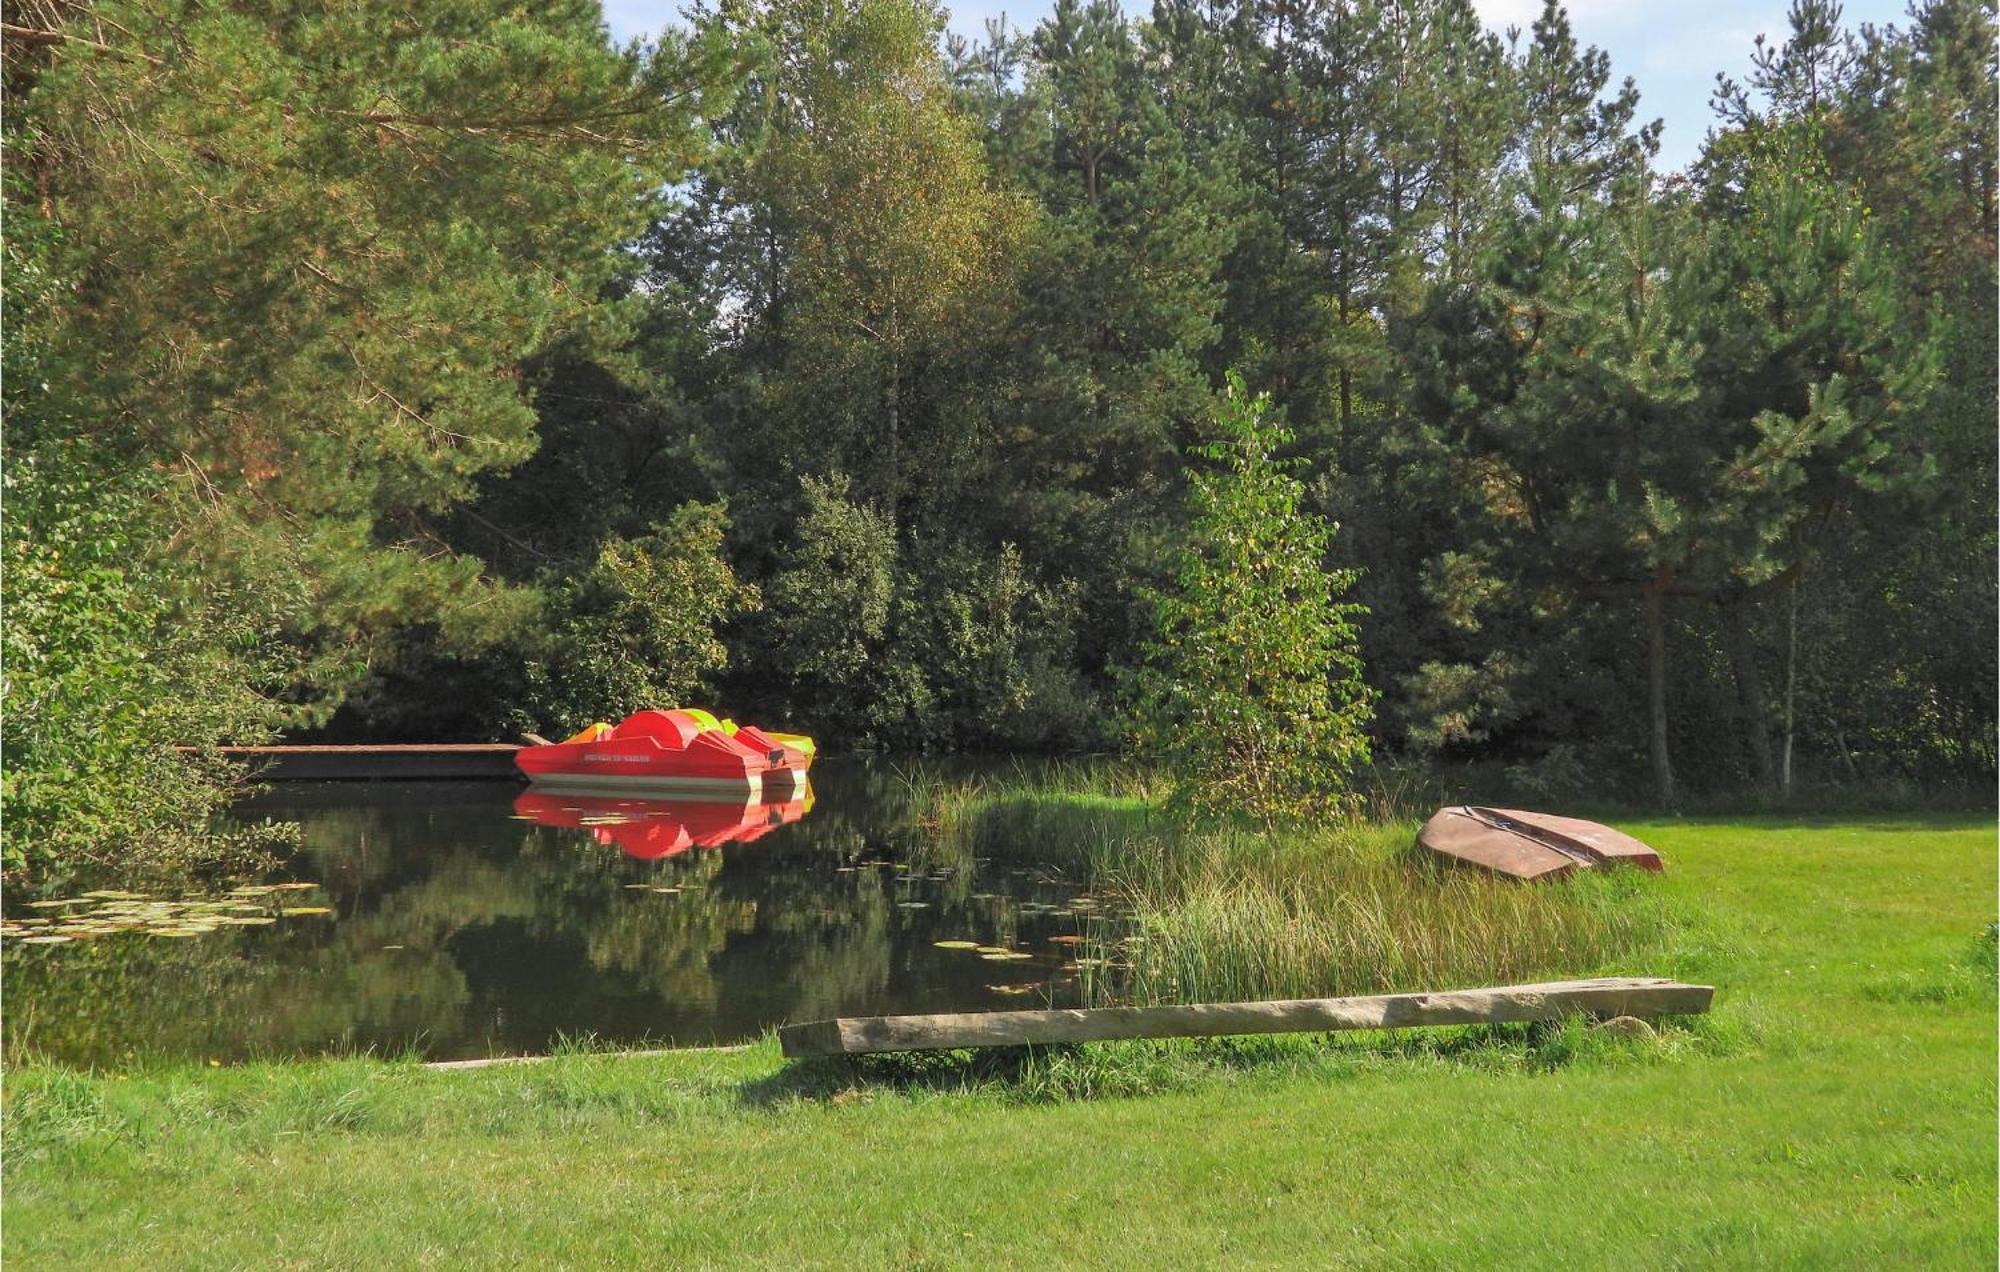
2;760;1116;1067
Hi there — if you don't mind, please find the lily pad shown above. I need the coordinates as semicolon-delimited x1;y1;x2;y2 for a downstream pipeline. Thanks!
218;916;277;926
271;883;321;892
932;940;980;950
278;906;333;917
980;951;1034;962
896;901;931;909
975;945;1015;955
1047;935;1084;946
19;935;72;945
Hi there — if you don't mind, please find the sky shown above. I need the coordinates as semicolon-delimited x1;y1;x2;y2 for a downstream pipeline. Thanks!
603;0;1916;173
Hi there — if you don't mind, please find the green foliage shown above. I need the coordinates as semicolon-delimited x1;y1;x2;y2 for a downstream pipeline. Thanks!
508;502;758;732
908;766;1681;1006
1;0;1986;818
760;475;903;733
0;443;293;882
6;0;745;723
1131;374;1374;821
757;478;1098;746
1;0;751;878
691;0;1029;519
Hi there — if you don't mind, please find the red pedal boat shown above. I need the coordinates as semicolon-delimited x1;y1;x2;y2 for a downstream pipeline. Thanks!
515;709;812;796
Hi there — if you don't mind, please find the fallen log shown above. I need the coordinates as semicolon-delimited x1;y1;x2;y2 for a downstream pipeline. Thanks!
778;976;1714;1057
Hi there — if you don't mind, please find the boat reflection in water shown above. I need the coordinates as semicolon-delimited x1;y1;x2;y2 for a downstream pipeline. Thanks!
511;785;814;859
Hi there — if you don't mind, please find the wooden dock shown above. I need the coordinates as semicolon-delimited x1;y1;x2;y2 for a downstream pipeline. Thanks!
200;744;522;781
778;977;1714;1057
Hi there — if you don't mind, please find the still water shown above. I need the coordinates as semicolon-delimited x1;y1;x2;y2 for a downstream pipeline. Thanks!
3;760;1109;1066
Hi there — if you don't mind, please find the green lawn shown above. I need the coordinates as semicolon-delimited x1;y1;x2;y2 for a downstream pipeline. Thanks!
5;816;1994;1267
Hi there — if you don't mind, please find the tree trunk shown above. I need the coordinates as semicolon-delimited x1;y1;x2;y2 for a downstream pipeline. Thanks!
1834;723;1859;781
1781;573;1799;798
1723;602;1776;792
1644;590;1676;806
884;334;899;529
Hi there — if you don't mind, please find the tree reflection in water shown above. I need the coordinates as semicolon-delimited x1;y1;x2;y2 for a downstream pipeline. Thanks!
4;759;1090;1066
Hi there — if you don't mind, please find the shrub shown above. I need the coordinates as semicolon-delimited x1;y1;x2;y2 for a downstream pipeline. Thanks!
1;442;294;883
505;501;758;732
1129;373;1375;821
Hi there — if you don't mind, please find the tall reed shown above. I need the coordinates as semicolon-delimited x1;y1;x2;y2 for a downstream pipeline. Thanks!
1102;826;1676;1004
903;763;1681;1006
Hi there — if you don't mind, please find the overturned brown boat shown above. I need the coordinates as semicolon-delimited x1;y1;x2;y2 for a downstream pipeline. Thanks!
1419;807;1662;882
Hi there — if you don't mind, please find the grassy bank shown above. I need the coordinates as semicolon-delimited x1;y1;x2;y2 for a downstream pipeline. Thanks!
5;811;1994;1266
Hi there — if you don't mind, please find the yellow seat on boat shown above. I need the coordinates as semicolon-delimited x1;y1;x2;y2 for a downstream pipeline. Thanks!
562;722;614;745
769;731;817;765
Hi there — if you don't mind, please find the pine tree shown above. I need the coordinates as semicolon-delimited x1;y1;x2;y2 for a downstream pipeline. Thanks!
4;0;743;722
986;0;1239;682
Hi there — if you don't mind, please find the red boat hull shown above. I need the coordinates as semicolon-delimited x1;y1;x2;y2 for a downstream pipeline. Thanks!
1419;806;1663;882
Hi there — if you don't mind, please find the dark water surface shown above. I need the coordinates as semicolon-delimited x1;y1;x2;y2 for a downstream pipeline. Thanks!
4;760;1108;1066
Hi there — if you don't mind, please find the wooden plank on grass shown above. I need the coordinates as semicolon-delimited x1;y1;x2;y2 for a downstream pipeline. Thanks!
778;977;1713;1057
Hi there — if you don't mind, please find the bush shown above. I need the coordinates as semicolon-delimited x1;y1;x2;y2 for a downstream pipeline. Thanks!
1;442;294;883
1129;373;1375;821
759;477;1102;749
505;501;758;733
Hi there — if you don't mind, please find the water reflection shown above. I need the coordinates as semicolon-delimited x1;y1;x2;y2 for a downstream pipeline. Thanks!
510;788;814;858
4;760;1106;1067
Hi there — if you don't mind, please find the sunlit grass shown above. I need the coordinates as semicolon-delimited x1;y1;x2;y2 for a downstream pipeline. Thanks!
2;816;1992;1266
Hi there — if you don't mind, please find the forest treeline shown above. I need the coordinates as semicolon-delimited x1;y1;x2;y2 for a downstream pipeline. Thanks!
3;0;1993;872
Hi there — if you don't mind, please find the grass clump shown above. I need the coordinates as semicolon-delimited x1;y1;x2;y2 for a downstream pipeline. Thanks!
1862;921;1999;1006
1099;824;1682;1005
907;763;1686;1007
